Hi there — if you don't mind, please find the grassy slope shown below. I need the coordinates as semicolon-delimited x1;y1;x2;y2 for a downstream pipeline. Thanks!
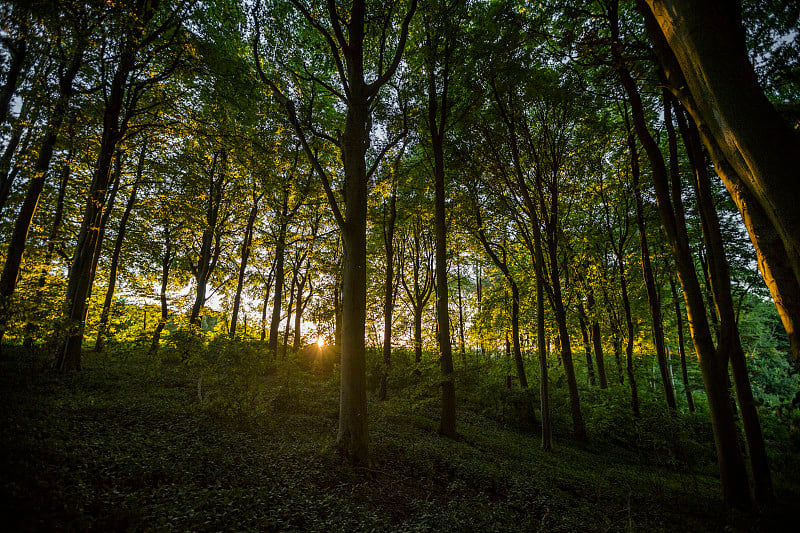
0;347;795;532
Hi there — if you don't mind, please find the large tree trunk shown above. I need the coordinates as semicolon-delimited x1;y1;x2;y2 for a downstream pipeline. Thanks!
426;32;456;439
56;44;134;370
644;0;800;289
613;18;751;502
681;109;773;503
261;0;416;467
337;93;370;463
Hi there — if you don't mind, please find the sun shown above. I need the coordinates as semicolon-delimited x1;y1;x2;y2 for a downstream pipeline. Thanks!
316;337;324;347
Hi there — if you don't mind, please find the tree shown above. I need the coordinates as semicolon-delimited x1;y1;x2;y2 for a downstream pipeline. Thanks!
643;0;800;366
56;0;189;370
253;0;417;464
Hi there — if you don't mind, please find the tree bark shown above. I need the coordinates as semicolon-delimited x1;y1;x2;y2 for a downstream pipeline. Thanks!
681;108;773;503
268;190;289;356
189;152;226;328
475;224;528;389
425;20;456;438
56;24;143;370
644;0;800;289
282;261;298;358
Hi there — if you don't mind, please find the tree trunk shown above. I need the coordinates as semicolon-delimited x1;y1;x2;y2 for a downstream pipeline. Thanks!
631;125;677;411
190;152;225;328
619;255;640;418
259;260;276;342
536;260;552;450
230;192;261;339
682;109;773;503
644;0;800;288
95;143;145;351
456;260;467;368
282;265;297;359
426;32;456;438
613;16;751;502
380;192;396;401
0;53;81;341
578;302;596;387
150;228;172;354
293;266;308;351
670;278;694;412
268;207;288;356
337;93;370;461
94;173;140;352
587;289;607;388
56;50;136;369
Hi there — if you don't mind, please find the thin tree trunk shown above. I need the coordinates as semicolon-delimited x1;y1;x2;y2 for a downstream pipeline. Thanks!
282;264;298;359
578;302;596;387
536;259;552;450
630;123;676;411
587;289;607;388
230;192;261;338
259;260;276;342
150;228;173;354
293;267;307;351
456;258;466;368
190;152;225;327
670;278;694;412
95;147;143;352
619;255;640;418
268;217;288;356
380;191;397;401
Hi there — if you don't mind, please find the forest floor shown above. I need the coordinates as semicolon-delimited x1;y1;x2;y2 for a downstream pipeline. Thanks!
1;345;797;532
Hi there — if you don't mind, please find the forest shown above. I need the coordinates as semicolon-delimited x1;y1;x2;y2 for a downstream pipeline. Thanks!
1;0;799;530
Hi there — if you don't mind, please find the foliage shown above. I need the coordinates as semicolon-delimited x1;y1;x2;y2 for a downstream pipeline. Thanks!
2;347;797;531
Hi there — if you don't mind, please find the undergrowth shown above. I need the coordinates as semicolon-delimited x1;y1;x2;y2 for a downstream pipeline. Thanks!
0;341;797;532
